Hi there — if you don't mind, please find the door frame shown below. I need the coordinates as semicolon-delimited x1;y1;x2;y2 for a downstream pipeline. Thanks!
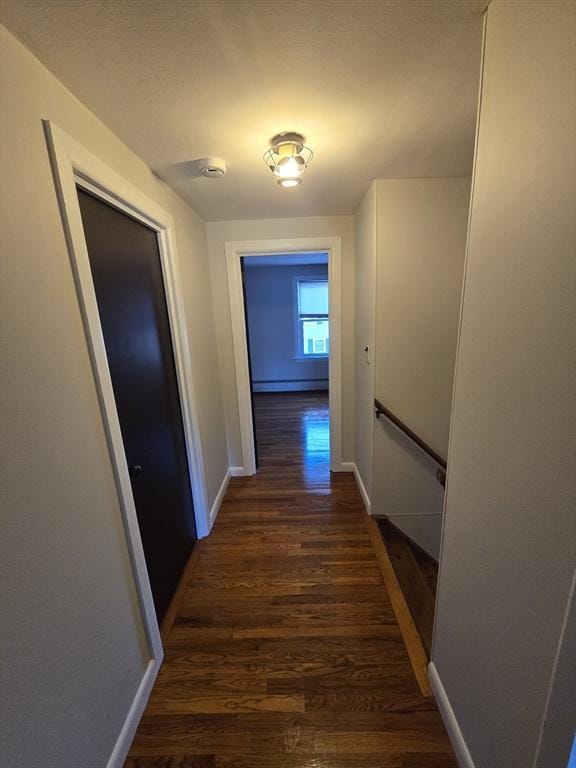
225;237;342;474
44;121;212;760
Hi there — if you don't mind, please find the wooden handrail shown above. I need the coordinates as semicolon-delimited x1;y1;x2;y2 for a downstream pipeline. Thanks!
374;398;448;475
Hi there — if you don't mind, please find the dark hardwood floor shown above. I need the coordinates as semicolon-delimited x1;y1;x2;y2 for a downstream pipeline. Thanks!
125;391;456;767
376;519;438;660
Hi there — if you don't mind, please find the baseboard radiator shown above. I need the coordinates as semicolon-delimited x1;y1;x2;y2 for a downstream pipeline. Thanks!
252;379;328;393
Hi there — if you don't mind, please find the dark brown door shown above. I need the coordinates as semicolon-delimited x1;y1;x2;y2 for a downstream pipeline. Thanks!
77;188;196;622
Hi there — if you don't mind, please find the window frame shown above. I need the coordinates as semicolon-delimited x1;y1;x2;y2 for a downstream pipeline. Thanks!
293;276;330;360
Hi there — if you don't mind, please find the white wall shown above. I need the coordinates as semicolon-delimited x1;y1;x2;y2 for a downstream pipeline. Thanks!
371;178;471;557
0;26;228;767
432;2;576;767
535;572;576;768
354;184;377;509
207;216;355;468
244;263;329;392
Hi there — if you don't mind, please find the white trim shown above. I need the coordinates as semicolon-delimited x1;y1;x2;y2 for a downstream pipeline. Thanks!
225;237;343;475
350;462;371;514
340;461;355;472
368;183;378;514
432;11;488;660
533;568;576;767
230;466;248;477
44;120;163;657
44;121;213;766
428;662;475;768
106;660;157;768
209;469;231;528
384;511;444;519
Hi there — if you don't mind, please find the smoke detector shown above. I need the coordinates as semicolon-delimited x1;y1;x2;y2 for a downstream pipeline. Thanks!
192;157;227;178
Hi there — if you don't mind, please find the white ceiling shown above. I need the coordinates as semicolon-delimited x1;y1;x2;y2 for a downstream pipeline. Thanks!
243;253;328;268
0;0;486;221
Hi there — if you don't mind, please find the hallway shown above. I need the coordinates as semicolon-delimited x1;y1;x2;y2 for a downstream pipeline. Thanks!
125;393;456;767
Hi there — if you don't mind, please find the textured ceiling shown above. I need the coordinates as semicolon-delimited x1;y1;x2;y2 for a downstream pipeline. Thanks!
0;0;486;221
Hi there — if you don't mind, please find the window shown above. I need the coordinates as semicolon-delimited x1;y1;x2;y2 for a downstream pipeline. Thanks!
296;279;329;357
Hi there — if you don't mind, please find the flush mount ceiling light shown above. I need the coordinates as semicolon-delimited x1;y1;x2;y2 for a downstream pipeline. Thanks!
263;132;313;189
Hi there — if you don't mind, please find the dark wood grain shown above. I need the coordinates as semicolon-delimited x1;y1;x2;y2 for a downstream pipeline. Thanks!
377;519;438;659
125;392;456;767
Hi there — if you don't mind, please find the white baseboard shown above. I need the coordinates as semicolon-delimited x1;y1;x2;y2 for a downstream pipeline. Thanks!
340;462;372;514
106;658;160;768
352;463;371;514
208;469;231;531
428;662;475;768
230;466;249;477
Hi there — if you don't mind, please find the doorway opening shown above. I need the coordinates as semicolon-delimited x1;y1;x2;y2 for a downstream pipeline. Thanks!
241;253;330;477
225;236;343;476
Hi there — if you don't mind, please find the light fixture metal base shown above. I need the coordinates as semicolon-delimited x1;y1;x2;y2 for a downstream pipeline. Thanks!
269;132;305;152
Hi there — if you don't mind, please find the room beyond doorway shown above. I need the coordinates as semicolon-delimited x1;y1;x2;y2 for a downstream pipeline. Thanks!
241;253;330;472
243;253;329;394
225;237;343;475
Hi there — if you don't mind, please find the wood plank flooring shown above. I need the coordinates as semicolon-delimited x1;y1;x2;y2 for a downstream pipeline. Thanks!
376;520;438;659
125;392;456;768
